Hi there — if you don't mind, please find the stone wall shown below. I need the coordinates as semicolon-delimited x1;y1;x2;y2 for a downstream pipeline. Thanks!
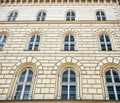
0;21;120;100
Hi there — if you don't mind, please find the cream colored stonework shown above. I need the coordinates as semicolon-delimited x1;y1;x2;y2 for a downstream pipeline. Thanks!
0;1;120;102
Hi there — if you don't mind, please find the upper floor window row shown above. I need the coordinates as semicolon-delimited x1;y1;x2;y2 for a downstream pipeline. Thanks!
0;34;114;51
7;10;107;21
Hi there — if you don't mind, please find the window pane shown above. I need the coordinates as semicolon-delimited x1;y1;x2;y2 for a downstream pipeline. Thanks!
101;44;106;51
107;44;112;50
67;12;70;16
28;44;33;50
113;71;120;82
14;92;21;100
0;44;4;50
25;85;31;91
105;70;112;82
62;70;68;82
23;94;29;100
97;17;101;21
70;35;74;42
16;85;23;91
109;94;115;100
107;86;115;100
65;35;69;42
105;35;110;42
102;17;106;21
34;44;39;50
70;94;76;99
70;70;76;82
71;17;75;21
19;70;26;82
64;44;69;51
2;35;7;42
27;70;33;82
61;94;67;100
70;86;76;92
70;44;74;50
62;86;68;92
36;35;40;42
100;35;104;42
30;35;35;42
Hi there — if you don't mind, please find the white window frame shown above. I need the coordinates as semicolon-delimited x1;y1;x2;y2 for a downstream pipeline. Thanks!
99;34;113;51
0;35;7;50
96;11;106;21
105;69;120;100
36;11;46;21
28;35;41;51
64;34;75;51
61;68;76;100
66;11;75;21
13;68;33;100
8;11;18;21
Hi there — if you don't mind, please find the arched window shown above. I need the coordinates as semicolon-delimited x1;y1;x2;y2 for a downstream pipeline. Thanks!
96;11;106;21
0;35;7;50
13;68;33;100
64;34;75;51
66;11;75;21
105;69;120;100
8;11;18;21
99;34;112;51
36;11;46;21
61;69;76;100
28;35;40;50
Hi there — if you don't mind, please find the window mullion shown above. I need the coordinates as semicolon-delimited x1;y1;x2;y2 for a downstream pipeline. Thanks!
32;35;36;50
104;35;108;51
69;35;70;50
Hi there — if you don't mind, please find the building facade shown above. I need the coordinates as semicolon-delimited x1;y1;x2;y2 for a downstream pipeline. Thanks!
0;0;120;102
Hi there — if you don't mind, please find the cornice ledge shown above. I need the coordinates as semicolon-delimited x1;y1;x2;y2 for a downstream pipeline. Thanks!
0;20;120;24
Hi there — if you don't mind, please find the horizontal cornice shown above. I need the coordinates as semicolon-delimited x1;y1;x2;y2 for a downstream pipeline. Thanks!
0;100;120;103
0;20;120;24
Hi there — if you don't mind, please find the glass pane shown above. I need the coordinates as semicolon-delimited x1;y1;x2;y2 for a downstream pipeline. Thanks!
118;94;120;100
65;35;69;42
62;70;68;82
96;11;100;15
113;71;120;82
14;12;18;17
23;94;29;100
19;70;26;82
67;12;70;16
42;15;46;21
16;85;23;91
70;44;74;51
0;44;4;50
14;92;21;100
43;12;46;16
71;12;75;16
107;86;115;100
109;94;115;100
101;11;105;15
71;17;75;21
70;94;76;99
116;86;120;91
27;70;33;82
36;35;40;42
70;35;74;42
100;35;104;42
102;17;106;21
105;35;110;42
108;86;114;92
30;35;35;42
28;44;33;50
97;17;101;21
62;86;68;92
66;17;70;21
101;44;106;51
105;70;112;82
3;35;7;42
34;44;39;50
61;94;67;100
70;70;76;82
64;44;69;51
70;86;76;92
25;85;31;91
